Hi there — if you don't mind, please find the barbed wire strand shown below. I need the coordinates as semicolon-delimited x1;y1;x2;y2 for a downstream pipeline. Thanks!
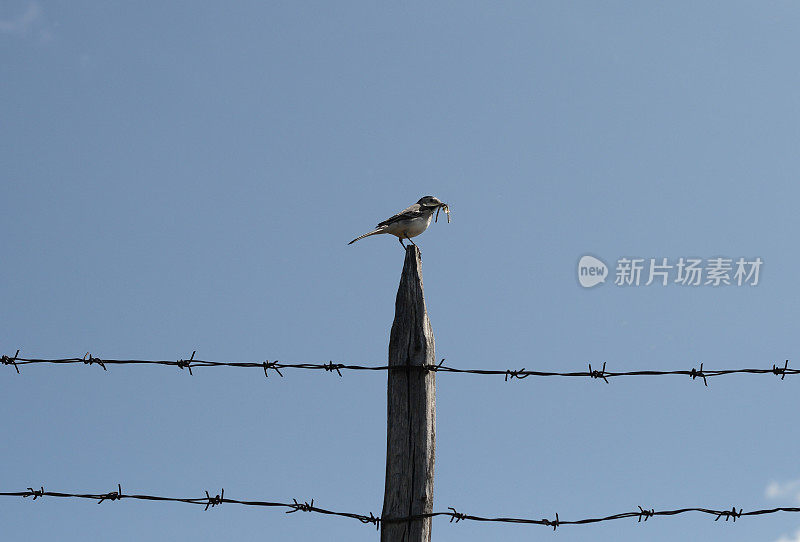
1;352;795;386
2;486;799;529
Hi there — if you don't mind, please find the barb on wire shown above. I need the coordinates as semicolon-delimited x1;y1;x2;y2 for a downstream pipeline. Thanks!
286;498;314;514
543;512;560;531
83;352;106;371
263;360;283;378
715;506;742;522
589;362;609;383
98;484;122;504
177;351;195;376
428;358;446;373
773;360;789;380
2;351;797;386
204;489;223;511
2;349;20;374
24;486;44;500
690;362;708;386
448;506;466;523
361;511;381;530
504;368;530;381
2;487;800;530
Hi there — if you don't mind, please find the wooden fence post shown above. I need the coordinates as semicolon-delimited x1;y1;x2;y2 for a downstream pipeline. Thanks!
381;245;436;542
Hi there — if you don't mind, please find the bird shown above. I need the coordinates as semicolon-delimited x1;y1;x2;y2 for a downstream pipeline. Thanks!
348;196;450;248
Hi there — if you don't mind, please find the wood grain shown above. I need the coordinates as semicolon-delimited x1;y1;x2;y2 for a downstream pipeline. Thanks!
381;245;436;542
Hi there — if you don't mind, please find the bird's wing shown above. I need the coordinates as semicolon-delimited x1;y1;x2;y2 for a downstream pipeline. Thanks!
377;203;424;227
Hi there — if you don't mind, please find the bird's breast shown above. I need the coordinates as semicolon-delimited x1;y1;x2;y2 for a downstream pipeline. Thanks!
385;214;432;238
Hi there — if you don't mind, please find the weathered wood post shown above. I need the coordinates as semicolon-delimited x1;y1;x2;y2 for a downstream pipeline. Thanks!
381;245;436;542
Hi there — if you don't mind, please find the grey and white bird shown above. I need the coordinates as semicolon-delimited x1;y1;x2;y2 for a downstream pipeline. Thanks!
348;196;450;247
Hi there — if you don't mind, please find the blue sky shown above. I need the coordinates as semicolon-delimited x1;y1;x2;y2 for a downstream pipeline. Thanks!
2;2;800;541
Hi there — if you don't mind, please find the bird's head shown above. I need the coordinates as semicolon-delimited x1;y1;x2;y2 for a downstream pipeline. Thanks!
418;195;450;223
417;195;445;209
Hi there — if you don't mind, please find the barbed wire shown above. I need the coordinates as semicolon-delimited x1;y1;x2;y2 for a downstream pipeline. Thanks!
2;485;799;529
0;351;795;386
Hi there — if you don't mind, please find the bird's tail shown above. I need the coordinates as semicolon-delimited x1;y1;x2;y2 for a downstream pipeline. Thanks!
348;228;385;245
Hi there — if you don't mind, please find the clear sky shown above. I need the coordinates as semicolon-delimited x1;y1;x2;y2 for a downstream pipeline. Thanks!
2;2;800;541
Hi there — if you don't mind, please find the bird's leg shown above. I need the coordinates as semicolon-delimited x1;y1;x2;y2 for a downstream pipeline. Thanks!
398;237;406;248
405;233;417;247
